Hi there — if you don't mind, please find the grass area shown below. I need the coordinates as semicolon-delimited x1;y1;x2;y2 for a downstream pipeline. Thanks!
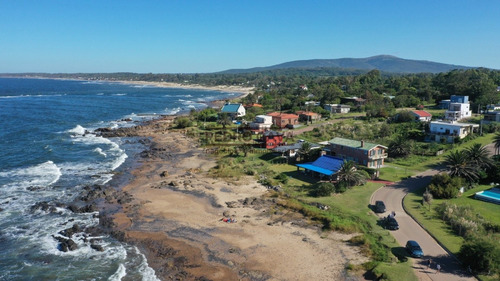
404;184;500;254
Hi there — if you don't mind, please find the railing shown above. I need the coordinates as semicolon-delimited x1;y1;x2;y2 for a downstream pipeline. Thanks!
369;153;388;159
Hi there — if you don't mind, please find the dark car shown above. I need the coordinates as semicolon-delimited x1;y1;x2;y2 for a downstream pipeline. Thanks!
374;201;386;213
384;216;399;230
406;240;424;258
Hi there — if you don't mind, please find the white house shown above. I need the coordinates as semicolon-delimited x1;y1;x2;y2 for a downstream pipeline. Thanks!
249;115;273;131
411;110;432;122
324;104;351;113
220;103;246;118
444;95;471;121
428;121;479;143
481;111;500;125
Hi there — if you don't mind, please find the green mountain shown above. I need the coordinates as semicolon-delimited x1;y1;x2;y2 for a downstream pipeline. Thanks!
220;55;472;74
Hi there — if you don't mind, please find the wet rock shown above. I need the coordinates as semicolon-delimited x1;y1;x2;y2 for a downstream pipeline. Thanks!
53;236;78;252
30;201;59;213
59;224;81;238
90;244;104;252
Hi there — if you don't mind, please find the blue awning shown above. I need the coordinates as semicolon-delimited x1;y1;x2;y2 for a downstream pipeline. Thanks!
296;155;344;176
296;163;335;176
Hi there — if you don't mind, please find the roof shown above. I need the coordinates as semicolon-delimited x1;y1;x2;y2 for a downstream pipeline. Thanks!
412;110;432;117
221;103;242;113
329;137;387;150
263;130;283;137
267;112;299;119
272;141;320;153
296;155;344;176
296;111;319;116
430;121;479;128
244;103;263;108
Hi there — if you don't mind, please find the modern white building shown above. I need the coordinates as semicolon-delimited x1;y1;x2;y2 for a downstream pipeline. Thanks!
444;95;471;121
324;104;351;113
428;121;479;143
249;115;273;131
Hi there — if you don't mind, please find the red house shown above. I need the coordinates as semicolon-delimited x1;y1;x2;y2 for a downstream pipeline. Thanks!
267;112;299;128
260;130;284;149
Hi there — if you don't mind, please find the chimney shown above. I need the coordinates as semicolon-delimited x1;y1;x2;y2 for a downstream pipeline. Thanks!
361;140;364;147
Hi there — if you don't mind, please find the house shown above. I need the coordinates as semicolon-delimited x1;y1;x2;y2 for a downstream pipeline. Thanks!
244;103;263;109
482;111;500;125
305;101;320;107
256;130;284;149
444;95;471;121
249;115;273;132
438;99;451;109
428;121;479;143
267;112;300;128
486;104;500;111
220;103;246;119
296;111;321;123
326;137;388;169
272;140;320;158
411;110;432;122
296;155;344;179
341;97;366;106
324;104;351;114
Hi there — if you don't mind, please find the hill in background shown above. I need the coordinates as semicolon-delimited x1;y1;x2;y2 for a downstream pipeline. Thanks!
220;55;473;74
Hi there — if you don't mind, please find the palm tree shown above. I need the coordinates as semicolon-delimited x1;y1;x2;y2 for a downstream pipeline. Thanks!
494;133;500;155
465;143;493;169
388;134;413;158
445;150;479;183
298;142;312;162
336;160;368;187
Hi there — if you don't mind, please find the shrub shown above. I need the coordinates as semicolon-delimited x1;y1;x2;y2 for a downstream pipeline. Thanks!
458;237;500;275
275;173;289;184
335;181;348;193
312;182;335;197
427;173;462;199
175;117;192;128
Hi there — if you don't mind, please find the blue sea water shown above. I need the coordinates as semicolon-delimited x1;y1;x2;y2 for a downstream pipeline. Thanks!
0;78;238;280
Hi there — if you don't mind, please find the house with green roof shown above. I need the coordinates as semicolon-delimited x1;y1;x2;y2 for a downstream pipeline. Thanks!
220;103;246;119
326;137;387;168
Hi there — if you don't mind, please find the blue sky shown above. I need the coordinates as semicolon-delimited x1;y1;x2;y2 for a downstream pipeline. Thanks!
1;1;499;73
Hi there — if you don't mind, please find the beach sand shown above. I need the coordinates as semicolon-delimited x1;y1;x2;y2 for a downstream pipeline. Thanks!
108;117;369;281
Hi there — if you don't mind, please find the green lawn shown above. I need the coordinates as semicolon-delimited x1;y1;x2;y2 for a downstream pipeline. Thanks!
270;163;417;281
404;184;500;254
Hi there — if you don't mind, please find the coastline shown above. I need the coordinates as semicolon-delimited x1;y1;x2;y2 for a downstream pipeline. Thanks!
101;117;369;280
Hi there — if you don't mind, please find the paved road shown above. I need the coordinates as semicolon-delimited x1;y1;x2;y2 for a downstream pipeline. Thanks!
371;169;476;281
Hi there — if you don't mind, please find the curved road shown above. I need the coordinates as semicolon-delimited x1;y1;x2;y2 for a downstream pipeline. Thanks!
371;169;476;281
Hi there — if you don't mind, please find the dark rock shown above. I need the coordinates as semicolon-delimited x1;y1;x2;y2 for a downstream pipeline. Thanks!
160;171;168;177
30;201;58;213
90;244;104;252
59;224;81;238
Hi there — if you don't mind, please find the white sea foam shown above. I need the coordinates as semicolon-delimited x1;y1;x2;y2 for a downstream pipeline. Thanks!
164;107;181;115
109;264;127;281
134;247;160;281
67;125;86;136
0;161;62;189
94;148;107;157
113;93;127;96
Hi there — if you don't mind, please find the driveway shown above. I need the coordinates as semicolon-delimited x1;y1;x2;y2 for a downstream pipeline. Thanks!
371;169;476;281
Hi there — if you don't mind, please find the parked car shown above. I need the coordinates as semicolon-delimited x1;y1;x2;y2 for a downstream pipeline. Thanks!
406;240;424;258
374;201;386;213
384;216;399;230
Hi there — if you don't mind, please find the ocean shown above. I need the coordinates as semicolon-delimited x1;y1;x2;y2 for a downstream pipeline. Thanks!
0;78;238;280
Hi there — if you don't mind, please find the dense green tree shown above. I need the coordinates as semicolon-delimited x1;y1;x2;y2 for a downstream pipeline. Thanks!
458;237;500;275
445;150;479;183
217;113;232;129
428;173;462;199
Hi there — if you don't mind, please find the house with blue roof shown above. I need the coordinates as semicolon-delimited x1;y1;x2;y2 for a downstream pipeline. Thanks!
220;103;246;119
296;155;344;179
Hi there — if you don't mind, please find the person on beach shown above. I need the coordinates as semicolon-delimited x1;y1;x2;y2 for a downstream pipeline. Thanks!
426;259;432;269
436;264;441;273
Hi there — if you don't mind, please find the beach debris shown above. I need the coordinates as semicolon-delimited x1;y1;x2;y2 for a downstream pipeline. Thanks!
221;217;237;223
160;170;168;177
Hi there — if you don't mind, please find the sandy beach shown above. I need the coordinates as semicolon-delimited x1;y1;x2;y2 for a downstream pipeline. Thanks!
104;117;369;281
116;80;255;98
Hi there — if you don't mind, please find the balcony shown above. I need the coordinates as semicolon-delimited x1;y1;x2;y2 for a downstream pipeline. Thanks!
369;153;388;160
